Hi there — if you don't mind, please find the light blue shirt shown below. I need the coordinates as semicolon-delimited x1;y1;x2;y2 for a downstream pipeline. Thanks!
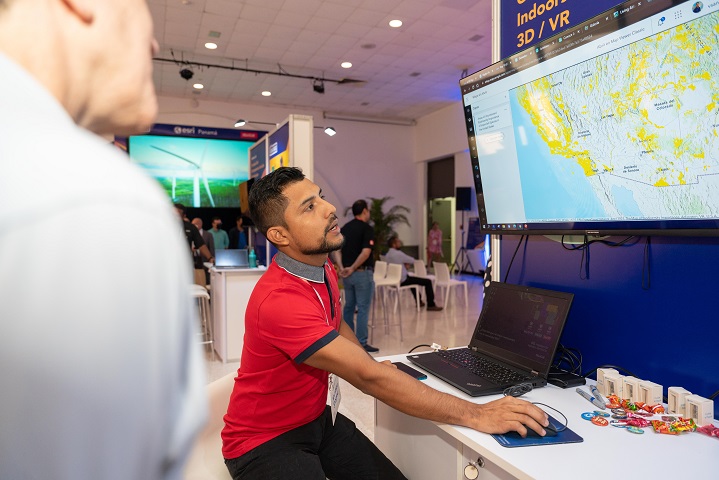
384;247;416;283
210;228;230;250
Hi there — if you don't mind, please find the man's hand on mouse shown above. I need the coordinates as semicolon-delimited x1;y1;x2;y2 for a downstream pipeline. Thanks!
467;396;549;437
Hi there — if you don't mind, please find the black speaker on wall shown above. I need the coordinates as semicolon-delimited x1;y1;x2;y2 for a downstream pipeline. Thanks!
456;187;472;211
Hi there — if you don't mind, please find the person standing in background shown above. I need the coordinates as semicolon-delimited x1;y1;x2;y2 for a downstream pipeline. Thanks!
0;0;207;477
335;199;378;353
192;217;216;258
427;221;444;267
210;216;230;250
229;215;248;249
192;217;215;283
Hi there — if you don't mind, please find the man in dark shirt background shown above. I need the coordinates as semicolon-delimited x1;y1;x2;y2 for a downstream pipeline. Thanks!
175;203;213;267
335;200;378;352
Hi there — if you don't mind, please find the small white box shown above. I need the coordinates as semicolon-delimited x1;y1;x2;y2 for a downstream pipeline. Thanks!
622;376;642;402
597;368;618;396
667;387;692;414
604;372;625;399
685;394;714;426
638;380;663;405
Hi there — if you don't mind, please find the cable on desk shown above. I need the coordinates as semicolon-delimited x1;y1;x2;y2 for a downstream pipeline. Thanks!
533;402;569;433
582;364;639;380
407;344;433;353
503;383;533;397
552;344;583;375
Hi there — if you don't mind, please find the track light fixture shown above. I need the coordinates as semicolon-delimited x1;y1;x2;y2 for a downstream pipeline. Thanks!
234;119;336;136
179;68;194;80
233;119;279;128
312;79;325;94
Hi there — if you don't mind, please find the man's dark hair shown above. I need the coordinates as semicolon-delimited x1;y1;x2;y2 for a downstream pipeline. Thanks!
174;203;186;214
352;199;368;216
235;215;243;222
212;216;221;222
249;167;305;238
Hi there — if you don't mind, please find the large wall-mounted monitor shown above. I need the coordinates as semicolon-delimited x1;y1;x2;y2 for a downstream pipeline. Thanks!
461;0;719;237
123;124;264;208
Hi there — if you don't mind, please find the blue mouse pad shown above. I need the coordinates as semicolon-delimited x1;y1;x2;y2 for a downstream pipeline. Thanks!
491;415;584;447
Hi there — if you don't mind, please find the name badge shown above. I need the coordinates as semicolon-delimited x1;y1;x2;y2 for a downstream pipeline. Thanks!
328;373;341;425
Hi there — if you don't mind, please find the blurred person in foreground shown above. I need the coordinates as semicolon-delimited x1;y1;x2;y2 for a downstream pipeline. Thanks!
0;0;207;478
221;167;549;480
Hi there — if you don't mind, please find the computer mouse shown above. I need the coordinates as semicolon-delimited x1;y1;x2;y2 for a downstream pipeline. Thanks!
525;422;558;437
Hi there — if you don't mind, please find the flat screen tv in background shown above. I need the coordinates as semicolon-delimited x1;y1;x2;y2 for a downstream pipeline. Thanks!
125;124;264;208
460;0;719;237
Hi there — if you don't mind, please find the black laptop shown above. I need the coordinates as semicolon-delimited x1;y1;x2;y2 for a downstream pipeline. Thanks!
408;282;573;397
214;249;250;269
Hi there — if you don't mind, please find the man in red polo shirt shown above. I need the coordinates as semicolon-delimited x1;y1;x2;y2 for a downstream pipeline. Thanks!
222;167;549;480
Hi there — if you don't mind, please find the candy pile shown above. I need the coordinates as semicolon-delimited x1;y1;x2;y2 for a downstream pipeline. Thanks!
582;395;698;435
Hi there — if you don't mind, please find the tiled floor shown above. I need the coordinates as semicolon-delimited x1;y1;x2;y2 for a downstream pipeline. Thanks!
204;273;485;442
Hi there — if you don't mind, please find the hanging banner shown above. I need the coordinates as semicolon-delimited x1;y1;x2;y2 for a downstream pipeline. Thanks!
501;0;625;58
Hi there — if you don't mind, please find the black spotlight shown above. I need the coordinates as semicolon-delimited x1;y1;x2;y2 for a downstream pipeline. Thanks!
179;68;194;80
312;79;325;94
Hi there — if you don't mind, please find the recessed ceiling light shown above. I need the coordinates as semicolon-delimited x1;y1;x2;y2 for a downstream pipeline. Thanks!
261;91;271;96
341;61;352;69
389;19;403;28
193;83;204;89
205;42;218;49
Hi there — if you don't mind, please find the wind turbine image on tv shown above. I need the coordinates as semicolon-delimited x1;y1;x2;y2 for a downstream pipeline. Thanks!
150;143;216;207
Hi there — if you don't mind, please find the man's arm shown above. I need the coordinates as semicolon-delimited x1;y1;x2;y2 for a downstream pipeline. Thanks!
340;247;371;278
303;335;550;437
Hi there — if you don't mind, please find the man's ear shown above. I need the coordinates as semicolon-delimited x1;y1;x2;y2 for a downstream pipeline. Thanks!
60;0;95;24
266;226;290;247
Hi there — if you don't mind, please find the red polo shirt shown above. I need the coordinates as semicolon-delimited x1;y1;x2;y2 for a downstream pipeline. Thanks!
221;253;342;459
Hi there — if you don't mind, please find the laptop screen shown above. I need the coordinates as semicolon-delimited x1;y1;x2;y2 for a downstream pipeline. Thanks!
470;283;573;375
215;249;249;268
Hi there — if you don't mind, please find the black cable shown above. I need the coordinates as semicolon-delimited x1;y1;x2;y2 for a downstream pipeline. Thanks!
408;344;432;353
642;236;651;290
503;235;526;283
503;383;533;397
582;364;640;380
552;345;583;374
561;235;640;250
708;389;719;400
533;402;569;432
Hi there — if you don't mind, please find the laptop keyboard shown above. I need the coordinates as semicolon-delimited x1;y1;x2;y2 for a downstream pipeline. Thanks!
437;349;531;385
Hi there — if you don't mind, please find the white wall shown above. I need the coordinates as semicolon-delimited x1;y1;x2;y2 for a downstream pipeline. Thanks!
414;102;480;259
156;96;423;245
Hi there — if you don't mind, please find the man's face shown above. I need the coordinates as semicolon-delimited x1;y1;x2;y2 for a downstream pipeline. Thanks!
212;219;221;229
82;0;158;135
192;218;202;230
236;219;243;229
280;179;343;262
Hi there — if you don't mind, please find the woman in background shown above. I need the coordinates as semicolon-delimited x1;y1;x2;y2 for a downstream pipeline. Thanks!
427;221;444;267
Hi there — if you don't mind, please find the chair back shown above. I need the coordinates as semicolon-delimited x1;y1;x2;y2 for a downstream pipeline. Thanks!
373;261;388;281
413;260;428;277
384;263;402;285
433;262;451;282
